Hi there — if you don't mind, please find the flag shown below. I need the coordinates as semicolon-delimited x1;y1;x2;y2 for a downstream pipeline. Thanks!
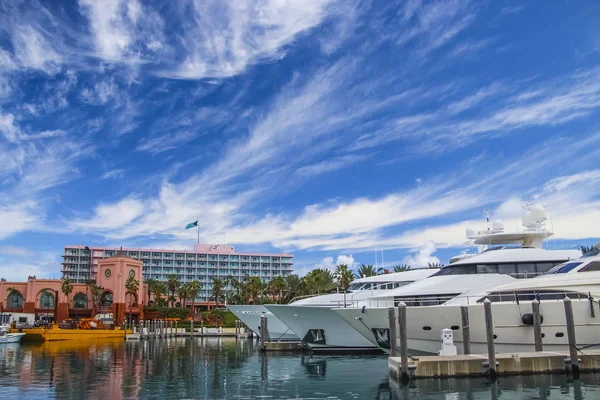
185;220;198;229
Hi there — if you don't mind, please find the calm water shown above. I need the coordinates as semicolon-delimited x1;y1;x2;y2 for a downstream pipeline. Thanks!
1;338;600;399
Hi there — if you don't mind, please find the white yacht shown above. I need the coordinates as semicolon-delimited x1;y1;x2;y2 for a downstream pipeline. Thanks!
333;205;582;353
265;269;437;350
373;248;600;354
227;270;435;343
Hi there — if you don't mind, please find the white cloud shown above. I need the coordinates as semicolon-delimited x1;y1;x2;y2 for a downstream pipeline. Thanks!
80;81;119;105
136;130;199;154
296;154;368;177
402;241;441;268
100;169;125;180
0;202;40;240
163;0;340;79
74;198;145;230
0;112;21;143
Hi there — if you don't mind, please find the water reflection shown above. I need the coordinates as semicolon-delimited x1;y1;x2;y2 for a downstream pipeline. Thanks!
1;338;600;399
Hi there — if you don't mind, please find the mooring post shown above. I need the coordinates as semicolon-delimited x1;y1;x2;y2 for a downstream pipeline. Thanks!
484;299;497;380
201;319;204;337
175;321;178;337
460;305;471;355
190;319;194;338
260;315;267;351
564;296;580;378
532;300;543;352
139;320;144;339
387;307;397;357
397;302;409;384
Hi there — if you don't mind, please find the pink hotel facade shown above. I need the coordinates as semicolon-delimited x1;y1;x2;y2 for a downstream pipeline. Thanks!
62;244;293;304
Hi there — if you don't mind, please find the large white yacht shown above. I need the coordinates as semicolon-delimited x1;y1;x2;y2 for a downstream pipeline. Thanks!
355;248;600;354
265;269;437;350
333;205;582;353
228;270;435;343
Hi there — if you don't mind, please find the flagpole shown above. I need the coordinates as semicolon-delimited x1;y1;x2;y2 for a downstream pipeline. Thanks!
197;224;199;244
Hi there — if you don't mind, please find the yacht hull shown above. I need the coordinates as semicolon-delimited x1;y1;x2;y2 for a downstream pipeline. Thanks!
226;305;298;340
335;299;600;354
265;305;379;351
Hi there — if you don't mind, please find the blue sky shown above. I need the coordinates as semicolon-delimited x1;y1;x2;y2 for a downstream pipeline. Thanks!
1;0;600;280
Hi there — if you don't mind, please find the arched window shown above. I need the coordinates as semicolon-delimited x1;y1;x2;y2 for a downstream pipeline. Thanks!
7;290;24;308
101;292;113;307
39;291;55;308
73;293;88;309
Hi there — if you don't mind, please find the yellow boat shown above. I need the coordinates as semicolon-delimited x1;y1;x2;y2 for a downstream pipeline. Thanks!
12;326;126;342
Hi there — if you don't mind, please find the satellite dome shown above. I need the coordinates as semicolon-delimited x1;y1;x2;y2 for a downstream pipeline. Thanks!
530;204;548;223
492;220;504;231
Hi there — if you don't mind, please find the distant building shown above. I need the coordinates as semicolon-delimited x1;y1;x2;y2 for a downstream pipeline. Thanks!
61;244;294;304
1;254;146;324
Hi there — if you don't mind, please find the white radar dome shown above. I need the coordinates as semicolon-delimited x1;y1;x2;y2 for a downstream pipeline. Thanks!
492;220;504;231
530;204;548;223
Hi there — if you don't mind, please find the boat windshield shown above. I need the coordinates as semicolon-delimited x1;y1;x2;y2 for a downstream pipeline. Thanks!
547;262;583;274
581;248;600;258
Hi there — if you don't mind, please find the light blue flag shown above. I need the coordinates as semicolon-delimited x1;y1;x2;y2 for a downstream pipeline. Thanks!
185;220;198;229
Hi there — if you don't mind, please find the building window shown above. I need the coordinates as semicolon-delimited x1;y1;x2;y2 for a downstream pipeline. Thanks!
7;290;24;308
73;293;88;309
39;291;55;308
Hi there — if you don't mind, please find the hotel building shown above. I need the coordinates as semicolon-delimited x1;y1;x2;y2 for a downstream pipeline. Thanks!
61;244;294;304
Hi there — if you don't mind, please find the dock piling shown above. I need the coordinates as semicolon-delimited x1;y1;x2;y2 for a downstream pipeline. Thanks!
460;305;471;355
201;319;204;337
191;320;194;338
483;299;497;380
387;307;397;357
397;302;409;384
260;315;267;351
175;321;178;337
564;296;580;378
532;300;543;352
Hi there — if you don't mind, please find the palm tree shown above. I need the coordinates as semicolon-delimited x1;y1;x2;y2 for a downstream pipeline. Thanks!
355;264;379;278
166;274;180;307
304;269;335;295
283;274;303;303
90;285;104;312
393;264;411;272
335;265;354;308
268;276;286;304
124;275;139;325
212;278;224;307
580;245;598;254
61;277;74;315
427;262;444;269
178;284;190;308
246;276;264;304
186;280;201;315
148;280;167;307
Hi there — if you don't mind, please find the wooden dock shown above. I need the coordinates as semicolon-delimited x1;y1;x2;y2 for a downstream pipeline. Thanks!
389;350;600;380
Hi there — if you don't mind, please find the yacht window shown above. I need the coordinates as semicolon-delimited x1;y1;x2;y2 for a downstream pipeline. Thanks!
431;264;477;276
535;263;555;273
362;283;372;290
498;264;517;275
477;264;498;274
579;262;600;272
549;262;583;274
516;263;536;274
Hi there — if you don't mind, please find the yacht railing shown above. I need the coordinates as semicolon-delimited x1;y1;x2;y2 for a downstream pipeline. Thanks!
327;291;595;309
